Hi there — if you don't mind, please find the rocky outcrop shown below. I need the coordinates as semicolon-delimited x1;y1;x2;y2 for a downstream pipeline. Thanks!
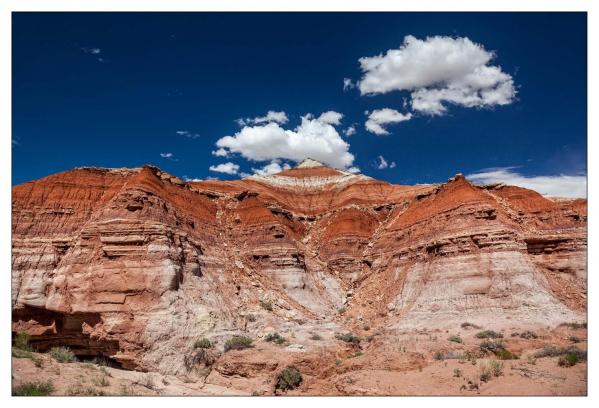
12;159;586;374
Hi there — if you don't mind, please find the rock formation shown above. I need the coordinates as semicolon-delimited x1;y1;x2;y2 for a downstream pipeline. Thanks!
12;159;586;379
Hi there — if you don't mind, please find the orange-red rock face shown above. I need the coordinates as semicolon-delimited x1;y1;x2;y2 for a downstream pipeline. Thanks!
12;163;586;373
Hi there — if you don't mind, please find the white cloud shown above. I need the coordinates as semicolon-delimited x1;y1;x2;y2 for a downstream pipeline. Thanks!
176;130;200;139
236;110;289;126
365;108;412;135
160;152;174;158
212;148;229;157
183;175;202;182
214;112;355;170
358;35;516;115
252;160;292;176
209;162;240;175
81;47;101;55
347;166;361;174
467;167;586;198
343;125;356;136
343;78;356;91
376;155;396;170
318;111;343;125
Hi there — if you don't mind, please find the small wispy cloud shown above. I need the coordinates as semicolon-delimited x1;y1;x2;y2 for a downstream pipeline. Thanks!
343;125;356;136
467;167;586;198
81;47;104;62
160;152;178;161
176;130;200;139
376;155;396;170
343;78;356;91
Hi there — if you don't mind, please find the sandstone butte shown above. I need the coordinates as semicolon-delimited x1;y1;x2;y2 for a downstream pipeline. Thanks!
11;158;587;395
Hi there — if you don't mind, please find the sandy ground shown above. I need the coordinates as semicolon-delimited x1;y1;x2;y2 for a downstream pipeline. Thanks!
12;325;587;396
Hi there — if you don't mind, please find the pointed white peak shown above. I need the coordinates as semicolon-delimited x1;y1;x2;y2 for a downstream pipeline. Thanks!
296;158;325;168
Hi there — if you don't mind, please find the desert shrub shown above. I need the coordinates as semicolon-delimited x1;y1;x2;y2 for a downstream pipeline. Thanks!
246;314;256;322
310;333;322;341
453;368;462;377
350;351;363;358
433;351;445;361
12;347;43;367
448;335;463;343
12;381;54;396
265;333;286;345
475;330;503;339
519;330;538;339
91;375;110;387
461;322;482;330
534;345;587;361
569;336;581;343
66;385;106;396
193;338;212;349
559;322;587;330
49;346;76;363
276;367;302;391
224;336;253;352
479;340;505;353
534;345;563;358
479;364;492;382
260;300;273;311
435;350;465;360
489;360;504;376
558;352;580;367
495;349;518;360
335;332;361;345
14;332;31;350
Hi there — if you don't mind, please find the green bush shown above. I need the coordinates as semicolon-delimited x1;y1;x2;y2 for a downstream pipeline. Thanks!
14;332;31;350
265;333;286;345
335;333;361;345
12;381;54;396
558;353;579;367
495;349;519;360
448;335;463;343
193;338;212;349
49;346;77;363
276;367;302;391
475;330;503;339
224;336;253;352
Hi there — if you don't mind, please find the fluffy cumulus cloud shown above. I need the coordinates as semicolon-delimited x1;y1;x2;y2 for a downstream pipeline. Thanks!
214;112;355;170
318;111;344;125
209;162;240;175
252;160;292;176
467;167;586;198
236;110;289;126
365;108;412;135
376;155;396;170
358;35;516;115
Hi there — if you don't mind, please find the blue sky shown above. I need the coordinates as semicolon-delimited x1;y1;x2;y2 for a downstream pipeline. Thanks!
12;12;587;196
